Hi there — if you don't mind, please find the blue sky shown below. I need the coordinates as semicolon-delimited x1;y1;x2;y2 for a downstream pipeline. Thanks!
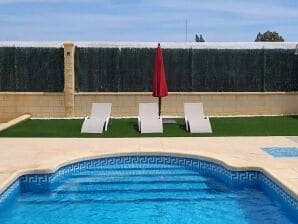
0;0;297;42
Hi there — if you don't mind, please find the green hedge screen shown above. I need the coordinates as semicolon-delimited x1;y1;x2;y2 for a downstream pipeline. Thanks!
75;47;298;92
0;47;64;92
1;47;297;92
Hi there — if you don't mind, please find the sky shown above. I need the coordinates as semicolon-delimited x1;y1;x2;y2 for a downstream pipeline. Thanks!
0;0;297;42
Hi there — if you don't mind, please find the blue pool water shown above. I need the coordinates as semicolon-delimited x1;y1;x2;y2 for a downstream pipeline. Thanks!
0;156;297;224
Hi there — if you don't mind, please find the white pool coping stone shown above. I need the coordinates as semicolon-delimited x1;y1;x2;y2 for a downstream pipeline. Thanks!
0;137;297;201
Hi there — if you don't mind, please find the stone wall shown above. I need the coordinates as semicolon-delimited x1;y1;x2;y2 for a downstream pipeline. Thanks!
0;41;298;121
0;93;64;122
74;92;298;117
0;92;297;121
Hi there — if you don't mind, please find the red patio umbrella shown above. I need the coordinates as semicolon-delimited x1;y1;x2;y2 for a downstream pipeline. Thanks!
152;43;168;117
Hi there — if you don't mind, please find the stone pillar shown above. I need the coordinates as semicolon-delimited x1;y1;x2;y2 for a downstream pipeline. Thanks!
63;42;75;117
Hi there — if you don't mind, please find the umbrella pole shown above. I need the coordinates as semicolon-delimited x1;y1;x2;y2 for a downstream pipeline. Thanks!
158;97;161;118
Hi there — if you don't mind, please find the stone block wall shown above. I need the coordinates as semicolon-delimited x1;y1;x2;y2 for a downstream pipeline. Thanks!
1;91;297;121
74;92;298;117
0;41;297;121
0;93;64;122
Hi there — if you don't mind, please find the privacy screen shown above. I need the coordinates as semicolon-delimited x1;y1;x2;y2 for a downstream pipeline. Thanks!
0;47;64;92
75;47;298;92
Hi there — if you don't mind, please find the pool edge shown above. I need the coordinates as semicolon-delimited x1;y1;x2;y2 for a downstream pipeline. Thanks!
0;152;297;201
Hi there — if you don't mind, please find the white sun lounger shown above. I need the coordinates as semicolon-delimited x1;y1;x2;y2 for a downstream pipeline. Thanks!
184;102;212;133
138;103;163;133
81;103;112;133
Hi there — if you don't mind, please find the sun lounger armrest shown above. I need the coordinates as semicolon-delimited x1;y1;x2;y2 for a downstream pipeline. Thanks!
138;116;141;132
184;116;189;131
104;116;110;131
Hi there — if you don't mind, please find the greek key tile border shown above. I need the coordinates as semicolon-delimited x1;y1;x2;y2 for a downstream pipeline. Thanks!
49;156;259;187
20;174;51;192
0;155;297;215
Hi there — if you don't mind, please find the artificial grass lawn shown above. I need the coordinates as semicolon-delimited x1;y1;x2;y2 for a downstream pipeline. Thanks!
0;116;298;137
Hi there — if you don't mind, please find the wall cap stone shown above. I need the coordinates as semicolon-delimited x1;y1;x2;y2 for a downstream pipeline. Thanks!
75;41;298;49
0;41;297;49
0;114;31;132
63;41;74;47
0;41;62;48
0;92;297;96
0;92;64;96
74;92;298;96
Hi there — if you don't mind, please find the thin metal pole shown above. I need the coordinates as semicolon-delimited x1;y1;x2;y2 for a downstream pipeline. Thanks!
158;97;161;118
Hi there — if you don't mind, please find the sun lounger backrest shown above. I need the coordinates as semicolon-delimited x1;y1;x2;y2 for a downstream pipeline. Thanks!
184;103;205;119
139;103;159;120
90;103;112;119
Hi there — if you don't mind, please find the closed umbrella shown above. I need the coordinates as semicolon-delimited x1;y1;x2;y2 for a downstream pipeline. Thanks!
152;43;168;117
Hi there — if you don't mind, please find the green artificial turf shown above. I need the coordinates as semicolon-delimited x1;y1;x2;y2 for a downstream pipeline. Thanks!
0;116;297;137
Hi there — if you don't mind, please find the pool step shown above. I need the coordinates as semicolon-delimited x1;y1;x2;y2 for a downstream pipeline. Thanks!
18;179;231;204
18;164;232;206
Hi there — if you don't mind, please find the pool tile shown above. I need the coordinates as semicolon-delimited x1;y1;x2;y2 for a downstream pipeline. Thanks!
262;147;298;157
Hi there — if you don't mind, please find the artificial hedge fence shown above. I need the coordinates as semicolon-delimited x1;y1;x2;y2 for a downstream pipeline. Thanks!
0;47;297;92
75;48;298;92
0;47;64;92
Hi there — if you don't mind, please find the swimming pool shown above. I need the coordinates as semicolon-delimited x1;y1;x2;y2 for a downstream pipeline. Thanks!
0;156;297;223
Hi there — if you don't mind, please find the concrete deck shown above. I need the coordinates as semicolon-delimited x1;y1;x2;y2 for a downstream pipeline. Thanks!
0;137;298;200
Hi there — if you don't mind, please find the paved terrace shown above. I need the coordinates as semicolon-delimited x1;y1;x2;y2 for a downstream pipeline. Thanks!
0;137;297;200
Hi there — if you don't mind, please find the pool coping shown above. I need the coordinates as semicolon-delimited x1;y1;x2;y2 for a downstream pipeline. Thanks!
0;137;297;201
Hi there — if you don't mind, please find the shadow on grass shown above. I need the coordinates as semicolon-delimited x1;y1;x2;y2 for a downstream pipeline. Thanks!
178;124;186;131
289;115;298;120
133;124;139;132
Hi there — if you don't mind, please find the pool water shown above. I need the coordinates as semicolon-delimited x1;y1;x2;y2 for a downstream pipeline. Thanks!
0;162;296;224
